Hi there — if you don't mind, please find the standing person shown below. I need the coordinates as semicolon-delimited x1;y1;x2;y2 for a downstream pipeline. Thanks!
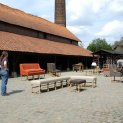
0;51;9;96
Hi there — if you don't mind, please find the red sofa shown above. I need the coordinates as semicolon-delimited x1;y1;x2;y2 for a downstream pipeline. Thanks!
20;63;45;79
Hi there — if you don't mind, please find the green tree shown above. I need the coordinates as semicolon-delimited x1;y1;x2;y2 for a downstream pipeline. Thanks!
87;38;112;52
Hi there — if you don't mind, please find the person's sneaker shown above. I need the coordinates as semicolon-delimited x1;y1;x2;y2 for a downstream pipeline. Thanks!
1;93;9;96
5;93;9;96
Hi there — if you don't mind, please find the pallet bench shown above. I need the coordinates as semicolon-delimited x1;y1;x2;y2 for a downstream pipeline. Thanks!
70;76;97;88
30;75;97;93
31;76;70;93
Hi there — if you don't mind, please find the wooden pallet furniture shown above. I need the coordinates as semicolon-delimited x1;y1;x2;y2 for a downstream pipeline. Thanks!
30;75;97;93
47;63;61;76
20;63;45;80
30;76;70;93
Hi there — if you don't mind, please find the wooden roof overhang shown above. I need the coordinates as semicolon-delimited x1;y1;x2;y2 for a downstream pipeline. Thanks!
93;49;123;56
92;49;123;62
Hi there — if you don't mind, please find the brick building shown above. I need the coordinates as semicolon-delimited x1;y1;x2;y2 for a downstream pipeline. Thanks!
0;3;92;77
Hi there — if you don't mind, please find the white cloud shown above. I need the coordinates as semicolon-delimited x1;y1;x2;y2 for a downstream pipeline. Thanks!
109;0;123;12
96;20;123;36
67;26;82;34
67;0;109;21
67;25;92;37
67;0;101;21
66;0;123;47
91;0;109;14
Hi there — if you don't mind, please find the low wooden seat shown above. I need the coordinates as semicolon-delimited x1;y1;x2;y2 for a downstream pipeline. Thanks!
70;76;97;88
30;76;70;93
69;79;86;92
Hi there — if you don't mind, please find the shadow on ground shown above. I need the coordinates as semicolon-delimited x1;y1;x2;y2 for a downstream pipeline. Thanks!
8;90;24;95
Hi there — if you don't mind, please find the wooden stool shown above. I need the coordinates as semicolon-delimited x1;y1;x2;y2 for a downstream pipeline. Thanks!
69;79;86;92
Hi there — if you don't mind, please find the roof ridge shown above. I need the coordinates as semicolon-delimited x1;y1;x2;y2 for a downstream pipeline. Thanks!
0;3;80;42
0;3;52;23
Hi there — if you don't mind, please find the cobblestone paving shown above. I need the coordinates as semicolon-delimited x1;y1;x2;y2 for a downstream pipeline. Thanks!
0;72;123;123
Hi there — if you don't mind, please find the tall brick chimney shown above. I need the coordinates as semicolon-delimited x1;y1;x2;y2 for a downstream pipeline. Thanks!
55;0;66;27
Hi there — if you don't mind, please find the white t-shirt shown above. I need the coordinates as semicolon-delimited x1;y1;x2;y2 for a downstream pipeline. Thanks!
0;60;7;68
4;60;7;66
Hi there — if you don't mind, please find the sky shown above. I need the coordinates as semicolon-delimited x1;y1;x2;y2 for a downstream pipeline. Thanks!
0;0;123;48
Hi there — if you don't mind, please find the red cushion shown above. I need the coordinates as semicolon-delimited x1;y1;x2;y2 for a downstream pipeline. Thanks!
25;69;45;75
103;68;109;71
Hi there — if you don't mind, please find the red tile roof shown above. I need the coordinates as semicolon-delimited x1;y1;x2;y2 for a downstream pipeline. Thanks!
0;3;80;42
0;31;92;57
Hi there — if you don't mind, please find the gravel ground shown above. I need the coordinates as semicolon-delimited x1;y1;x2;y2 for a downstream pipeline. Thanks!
0;71;123;123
